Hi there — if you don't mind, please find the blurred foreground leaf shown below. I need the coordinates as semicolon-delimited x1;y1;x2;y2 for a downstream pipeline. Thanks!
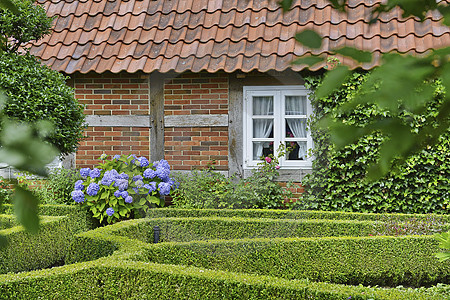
0;0;19;14
295;30;322;49
291;55;324;67
13;185;39;234
435;231;450;262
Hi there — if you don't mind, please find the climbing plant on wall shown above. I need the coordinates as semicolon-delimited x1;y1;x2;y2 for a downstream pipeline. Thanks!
298;71;449;214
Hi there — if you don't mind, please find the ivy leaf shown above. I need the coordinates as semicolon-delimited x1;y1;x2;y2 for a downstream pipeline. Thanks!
315;65;350;99
333;47;373;63
13;185;39;234
295;30;322;49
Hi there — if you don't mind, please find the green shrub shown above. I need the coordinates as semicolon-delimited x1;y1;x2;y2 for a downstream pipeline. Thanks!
0;178;12;206
138;235;449;287
0;51;85;155
0;0;53;52
0;260;444;300
0;205;93;273
171;152;297;209
109;217;383;244
0;216;85;274
147;208;450;223
300;72;449;214
37;168;82;205
1;214;446;299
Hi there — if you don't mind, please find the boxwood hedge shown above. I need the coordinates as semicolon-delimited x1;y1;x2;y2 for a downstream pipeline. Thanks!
0;205;93;274
146;208;450;223
0;208;448;299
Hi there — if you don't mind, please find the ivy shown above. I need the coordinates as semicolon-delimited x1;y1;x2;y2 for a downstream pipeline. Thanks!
298;71;449;214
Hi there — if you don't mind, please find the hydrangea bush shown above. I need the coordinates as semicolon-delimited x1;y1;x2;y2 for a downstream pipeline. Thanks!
71;154;176;224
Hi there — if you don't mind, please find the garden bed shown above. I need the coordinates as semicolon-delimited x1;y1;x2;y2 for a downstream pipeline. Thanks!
0;208;448;299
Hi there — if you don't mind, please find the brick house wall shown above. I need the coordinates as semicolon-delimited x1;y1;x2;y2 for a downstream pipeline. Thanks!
164;72;229;171
72;72;151;168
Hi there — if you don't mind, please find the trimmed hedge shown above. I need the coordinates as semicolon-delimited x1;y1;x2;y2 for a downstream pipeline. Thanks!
137;235;449;287
115;217;381;243
65;217;449;287
1;216;72;273
147;208;450;223
0;214;16;229
65;217;382;263
0;259;444;300
0;205;93;274
1;208;448;298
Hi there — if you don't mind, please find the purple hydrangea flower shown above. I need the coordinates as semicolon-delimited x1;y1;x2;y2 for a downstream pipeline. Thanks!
121;191;129;199
132;175;143;182
135;180;144;188
108;169;119;177
158;182;171;196
132;187;139;195
114;190;121;198
106;207;115;216
86;182;100;196
100;154;107;160
119;172;129;180
89;168;101;178
101;169;119;186
143;168;156;179
156;165;170;181
128;154;137;164
80;168;90;178
114;179;129;191
125;196;133;203
74;180;85;190
113;155;121;160
100;174;114;186
136;157;150;167
71;190;85;203
144;182;157;193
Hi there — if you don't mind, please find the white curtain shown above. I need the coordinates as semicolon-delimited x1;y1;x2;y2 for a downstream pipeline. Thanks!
286;96;307;160
253;96;273;159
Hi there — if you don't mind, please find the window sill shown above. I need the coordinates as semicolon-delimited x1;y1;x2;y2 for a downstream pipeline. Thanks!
242;167;312;182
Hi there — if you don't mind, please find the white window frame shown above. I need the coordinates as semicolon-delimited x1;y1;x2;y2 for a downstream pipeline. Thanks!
243;85;313;169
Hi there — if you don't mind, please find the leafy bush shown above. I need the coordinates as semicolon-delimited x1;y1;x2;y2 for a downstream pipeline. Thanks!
0;178;11;206
72;155;176;224
35;168;82;205
299;72;449;214
0;0;53;52
171;151;297;209
0;51;85;155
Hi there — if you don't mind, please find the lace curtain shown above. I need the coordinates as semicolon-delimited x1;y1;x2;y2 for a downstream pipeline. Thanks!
253;96;273;159
286;96;307;159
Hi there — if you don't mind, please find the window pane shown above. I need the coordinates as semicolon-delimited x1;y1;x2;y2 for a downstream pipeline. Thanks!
285;95;306;115
253;119;273;138
286;141;307;161
253;96;273;115
285;118;307;138
253;141;273;160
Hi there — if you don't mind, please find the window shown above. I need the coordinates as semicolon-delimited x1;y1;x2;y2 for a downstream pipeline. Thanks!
243;86;313;169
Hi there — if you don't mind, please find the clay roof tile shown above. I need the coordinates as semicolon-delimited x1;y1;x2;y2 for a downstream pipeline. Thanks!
27;0;450;74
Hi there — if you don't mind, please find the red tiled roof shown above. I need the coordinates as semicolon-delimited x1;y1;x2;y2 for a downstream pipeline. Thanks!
28;0;450;74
